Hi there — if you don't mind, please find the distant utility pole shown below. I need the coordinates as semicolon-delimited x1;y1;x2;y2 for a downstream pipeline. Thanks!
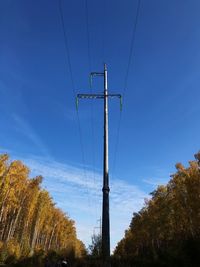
93;217;102;238
77;64;122;267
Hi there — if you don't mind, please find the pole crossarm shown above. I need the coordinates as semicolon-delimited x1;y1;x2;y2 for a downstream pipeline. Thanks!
76;93;122;110
90;72;104;76
77;93;105;99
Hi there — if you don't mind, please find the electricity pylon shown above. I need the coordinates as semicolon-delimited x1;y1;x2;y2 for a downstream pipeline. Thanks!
77;64;122;267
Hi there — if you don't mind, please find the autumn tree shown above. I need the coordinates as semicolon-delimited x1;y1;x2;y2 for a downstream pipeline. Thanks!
0;154;86;263
114;152;200;267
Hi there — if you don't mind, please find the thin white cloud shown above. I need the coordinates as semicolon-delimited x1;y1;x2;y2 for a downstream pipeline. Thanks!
0;150;147;252
142;177;169;187
141;166;171;188
12;114;51;158
20;155;147;251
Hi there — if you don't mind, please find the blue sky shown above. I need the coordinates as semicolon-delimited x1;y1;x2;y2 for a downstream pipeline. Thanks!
1;0;200;251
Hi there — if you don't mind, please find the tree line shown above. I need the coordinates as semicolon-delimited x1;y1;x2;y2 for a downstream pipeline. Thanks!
113;152;200;267
0;153;86;264
1;151;200;267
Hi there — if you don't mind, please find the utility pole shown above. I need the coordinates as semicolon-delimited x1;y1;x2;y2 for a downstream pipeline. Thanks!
77;64;122;267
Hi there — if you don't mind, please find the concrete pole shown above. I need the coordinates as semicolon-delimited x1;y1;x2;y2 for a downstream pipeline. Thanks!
102;63;110;266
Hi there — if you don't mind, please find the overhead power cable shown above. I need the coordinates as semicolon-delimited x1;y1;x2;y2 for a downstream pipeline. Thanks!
85;0;92;71
58;0;75;92
101;0;106;62
58;0;91;205
123;0;141;97
112;0;141;178
85;0;99;219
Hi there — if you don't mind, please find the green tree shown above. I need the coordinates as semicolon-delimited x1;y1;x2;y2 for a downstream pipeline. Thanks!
88;233;102;257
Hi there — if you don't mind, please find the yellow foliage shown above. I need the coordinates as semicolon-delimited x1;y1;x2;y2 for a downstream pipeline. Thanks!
115;152;200;258
0;153;87;262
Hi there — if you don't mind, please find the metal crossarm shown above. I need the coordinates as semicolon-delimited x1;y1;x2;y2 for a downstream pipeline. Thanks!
76;93;122;110
77;94;104;99
90;72;104;76
107;94;121;98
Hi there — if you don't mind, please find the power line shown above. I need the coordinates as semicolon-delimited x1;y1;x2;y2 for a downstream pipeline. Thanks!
101;0;106;62
85;0;99;219
85;0;92;71
58;0;76;93
111;0;141;178
123;0;141;97
58;0;91;205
